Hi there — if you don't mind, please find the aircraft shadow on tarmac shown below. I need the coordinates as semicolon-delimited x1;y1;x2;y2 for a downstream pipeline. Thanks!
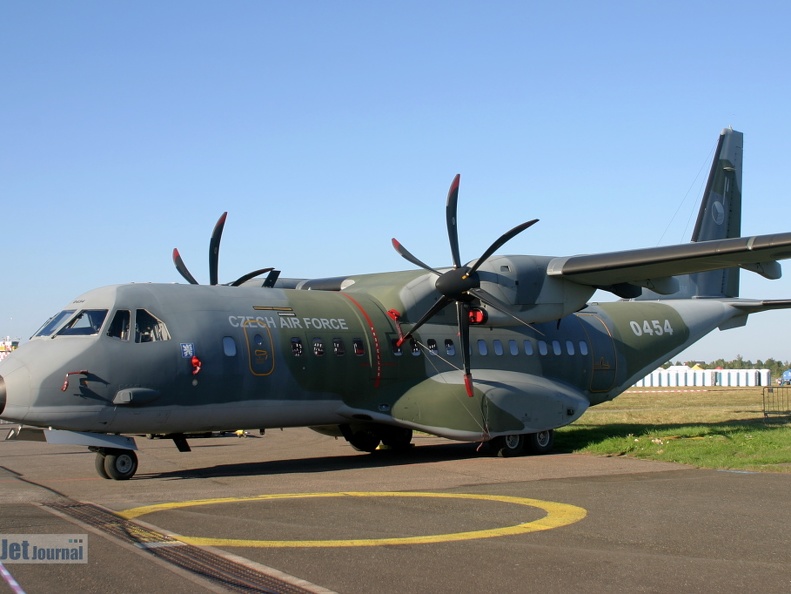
142;441;487;481
137;416;788;480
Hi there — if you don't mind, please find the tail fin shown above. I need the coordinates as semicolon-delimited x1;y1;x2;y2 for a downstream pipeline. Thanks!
688;127;743;297
639;128;744;300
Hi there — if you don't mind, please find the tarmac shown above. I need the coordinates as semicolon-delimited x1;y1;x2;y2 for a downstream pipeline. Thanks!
1;427;790;593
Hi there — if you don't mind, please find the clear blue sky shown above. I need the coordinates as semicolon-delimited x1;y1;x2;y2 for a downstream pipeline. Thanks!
3;2;791;363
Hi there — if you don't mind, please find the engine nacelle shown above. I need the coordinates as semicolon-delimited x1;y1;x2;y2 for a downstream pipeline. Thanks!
395;255;595;327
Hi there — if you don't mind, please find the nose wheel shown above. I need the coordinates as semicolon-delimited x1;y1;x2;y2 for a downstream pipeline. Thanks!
93;448;138;480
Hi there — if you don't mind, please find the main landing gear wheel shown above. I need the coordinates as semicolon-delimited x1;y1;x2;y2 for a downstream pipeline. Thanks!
525;429;554;455
380;427;413;451
490;430;555;457
491;434;526;457
94;452;110;479
348;430;381;453
94;449;138;480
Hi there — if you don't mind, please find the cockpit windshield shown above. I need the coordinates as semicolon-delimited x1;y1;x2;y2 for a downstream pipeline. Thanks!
34;307;168;341
34;310;76;337
56;310;109;336
31;309;109;338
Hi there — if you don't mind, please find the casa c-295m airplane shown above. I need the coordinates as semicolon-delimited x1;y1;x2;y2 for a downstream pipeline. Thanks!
2;128;791;480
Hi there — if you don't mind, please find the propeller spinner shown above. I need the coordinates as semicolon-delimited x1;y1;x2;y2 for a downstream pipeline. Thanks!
392;174;538;396
172;212;280;287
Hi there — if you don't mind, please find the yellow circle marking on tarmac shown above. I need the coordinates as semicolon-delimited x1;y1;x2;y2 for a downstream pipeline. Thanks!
119;491;587;548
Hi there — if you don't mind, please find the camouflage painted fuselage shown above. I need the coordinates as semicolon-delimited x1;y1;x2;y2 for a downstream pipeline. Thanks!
0;275;739;442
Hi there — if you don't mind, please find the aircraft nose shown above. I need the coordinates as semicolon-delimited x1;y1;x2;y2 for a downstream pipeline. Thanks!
0;375;5;416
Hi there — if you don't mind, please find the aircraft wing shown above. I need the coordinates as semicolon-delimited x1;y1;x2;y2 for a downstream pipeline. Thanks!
546;231;791;291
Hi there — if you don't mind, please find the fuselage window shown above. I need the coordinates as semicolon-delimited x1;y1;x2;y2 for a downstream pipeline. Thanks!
538;341;548;356
509;340;519;355
223;336;237;357
493;339;504;356
135;310;171;342
34;310;76;337
353;339;365;356
478;339;488;356
552;340;562;356
579;341;589;356
392;339;403;356
333;338;345;356
524;340;534;356
313;338;325;356
445;339;455;356
58;309;109;336
410;339;421;356
107;310;131;340
427;339;438;355
566;340;575;356
291;337;304;356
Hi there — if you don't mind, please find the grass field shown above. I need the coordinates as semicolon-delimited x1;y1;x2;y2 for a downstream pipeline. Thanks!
554;387;791;472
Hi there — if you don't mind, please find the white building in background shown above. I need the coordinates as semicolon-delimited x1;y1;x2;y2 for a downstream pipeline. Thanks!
0;337;18;362
633;365;771;388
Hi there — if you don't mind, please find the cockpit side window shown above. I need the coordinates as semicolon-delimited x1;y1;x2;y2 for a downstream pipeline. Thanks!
107;310;131;340
57;310;109;336
135;309;171;343
33;310;76;337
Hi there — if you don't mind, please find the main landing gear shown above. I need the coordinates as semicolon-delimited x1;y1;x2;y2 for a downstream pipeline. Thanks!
341;424;414;453
489;430;554;457
91;447;139;480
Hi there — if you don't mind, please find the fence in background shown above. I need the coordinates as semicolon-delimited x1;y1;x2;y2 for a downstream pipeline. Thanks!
763;386;791;417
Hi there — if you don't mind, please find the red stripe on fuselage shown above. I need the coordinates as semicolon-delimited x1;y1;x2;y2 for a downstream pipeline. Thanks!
342;294;382;388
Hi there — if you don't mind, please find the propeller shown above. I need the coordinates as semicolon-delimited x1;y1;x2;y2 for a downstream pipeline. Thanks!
172;212;279;287
392;174;538;396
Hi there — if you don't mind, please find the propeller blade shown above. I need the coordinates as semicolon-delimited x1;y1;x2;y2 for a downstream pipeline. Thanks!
209;212;228;286
230;267;275;287
445;174;462;269
263;269;281;288
392;238;442;275
396;296;452;347
456;301;474;397
468;219;539;276
172;248;199;285
392;176;537;397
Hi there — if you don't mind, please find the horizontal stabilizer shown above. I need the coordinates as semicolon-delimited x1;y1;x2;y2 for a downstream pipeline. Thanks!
729;299;791;314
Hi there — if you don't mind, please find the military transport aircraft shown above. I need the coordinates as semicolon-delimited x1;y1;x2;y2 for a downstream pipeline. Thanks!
2;128;791;480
